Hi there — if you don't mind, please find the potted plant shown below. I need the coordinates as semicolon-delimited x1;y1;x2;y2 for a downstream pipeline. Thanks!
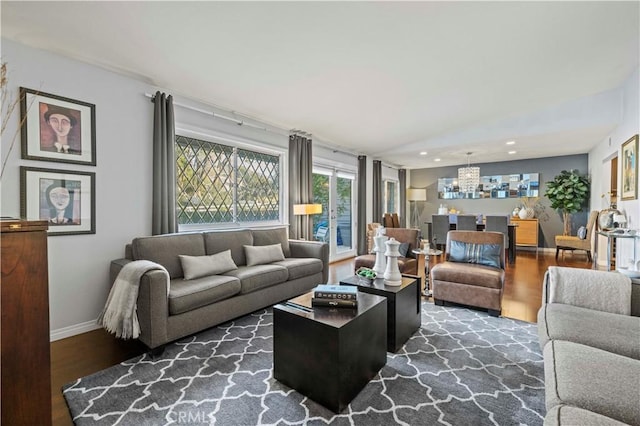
544;169;590;235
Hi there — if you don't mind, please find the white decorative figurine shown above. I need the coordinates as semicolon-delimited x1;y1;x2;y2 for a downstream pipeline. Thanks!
372;227;388;276
383;237;402;286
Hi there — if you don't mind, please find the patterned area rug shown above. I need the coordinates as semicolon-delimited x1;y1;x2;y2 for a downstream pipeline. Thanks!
63;302;545;425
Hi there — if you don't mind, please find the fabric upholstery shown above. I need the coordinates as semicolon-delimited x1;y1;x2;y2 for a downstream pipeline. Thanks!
203;229;253;266
179;250;238;280
545;405;630;426
132;233;205;279
273;258;324;281
537;303;640;360
244;243;285;266
252;227;291;257
223;264;288;293
555;211;598;259
168;275;240;315
545;266;632;315
431;230;505;313
544;340;640;426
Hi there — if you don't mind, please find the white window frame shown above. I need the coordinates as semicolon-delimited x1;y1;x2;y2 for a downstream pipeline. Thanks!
176;127;286;232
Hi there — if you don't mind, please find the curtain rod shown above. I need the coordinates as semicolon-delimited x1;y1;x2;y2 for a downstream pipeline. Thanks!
144;92;280;133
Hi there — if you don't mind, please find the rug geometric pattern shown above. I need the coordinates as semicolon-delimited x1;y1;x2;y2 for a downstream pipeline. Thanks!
63;302;545;425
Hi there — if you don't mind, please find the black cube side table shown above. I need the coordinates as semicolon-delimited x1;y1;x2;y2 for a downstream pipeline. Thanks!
273;291;387;413
340;275;421;352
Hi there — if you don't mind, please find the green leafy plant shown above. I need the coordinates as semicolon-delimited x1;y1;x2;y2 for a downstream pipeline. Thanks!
544;169;590;235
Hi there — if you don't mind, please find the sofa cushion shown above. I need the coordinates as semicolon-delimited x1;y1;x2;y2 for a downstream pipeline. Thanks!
537;303;640;360
545;405;629;426
245;243;285;266
169;275;241;315
252;227;291;257
544;340;640;426
430;261;504;289
179;250;238;280
273;258;323;281
132;233;205;279
449;241;501;268
223;264;288;294
204;229;253;267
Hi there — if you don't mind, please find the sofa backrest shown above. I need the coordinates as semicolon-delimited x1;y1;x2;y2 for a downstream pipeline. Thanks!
445;230;505;269
384;228;420;256
132;233;205;279
252;227;291;257
203;229;253;266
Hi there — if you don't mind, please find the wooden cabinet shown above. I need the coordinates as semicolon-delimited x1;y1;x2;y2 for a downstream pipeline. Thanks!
510;217;539;250
1;219;51;426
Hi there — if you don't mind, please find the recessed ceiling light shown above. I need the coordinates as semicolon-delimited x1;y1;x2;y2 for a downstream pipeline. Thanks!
419;151;427;156
508;150;516;154
506;141;516;145
434;158;441;162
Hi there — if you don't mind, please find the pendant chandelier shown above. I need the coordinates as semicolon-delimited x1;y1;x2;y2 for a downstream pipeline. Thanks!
458;152;480;193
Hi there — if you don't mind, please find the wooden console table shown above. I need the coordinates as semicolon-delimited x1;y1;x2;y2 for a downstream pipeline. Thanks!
510;217;539;254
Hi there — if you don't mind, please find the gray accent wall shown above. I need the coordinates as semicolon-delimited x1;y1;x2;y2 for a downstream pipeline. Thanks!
410;154;589;248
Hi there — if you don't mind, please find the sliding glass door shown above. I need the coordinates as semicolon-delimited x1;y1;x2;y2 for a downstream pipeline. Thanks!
312;167;356;262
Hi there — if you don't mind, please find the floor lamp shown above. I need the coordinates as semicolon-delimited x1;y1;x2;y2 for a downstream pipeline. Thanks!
407;188;427;228
293;203;323;240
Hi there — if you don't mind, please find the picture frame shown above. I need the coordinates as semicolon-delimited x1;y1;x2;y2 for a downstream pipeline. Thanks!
20;166;96;236
20;87;96;165
621;134;638;201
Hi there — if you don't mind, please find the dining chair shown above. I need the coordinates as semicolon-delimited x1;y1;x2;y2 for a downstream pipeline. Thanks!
431;214;450;250
456;215;478;231
485;215;510;254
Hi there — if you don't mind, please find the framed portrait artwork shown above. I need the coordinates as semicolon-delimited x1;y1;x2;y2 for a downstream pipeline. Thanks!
621;134;638;201
20;87;96;165
20;166;95;236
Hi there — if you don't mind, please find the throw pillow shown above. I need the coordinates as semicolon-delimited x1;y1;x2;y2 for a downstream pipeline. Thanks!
398;242;410;258
577;226;587;240
244;243;285;266
179;249;238;280
449;241;501;268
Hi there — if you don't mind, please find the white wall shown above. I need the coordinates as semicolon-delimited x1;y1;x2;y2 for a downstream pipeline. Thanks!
589;66;640;268
0;39;302;340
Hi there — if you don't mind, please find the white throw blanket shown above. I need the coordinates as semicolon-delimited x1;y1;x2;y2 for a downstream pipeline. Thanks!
97;260;169;339
547;266;632;315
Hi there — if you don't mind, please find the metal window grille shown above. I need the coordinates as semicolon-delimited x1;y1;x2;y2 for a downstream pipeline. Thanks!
176;135;280;225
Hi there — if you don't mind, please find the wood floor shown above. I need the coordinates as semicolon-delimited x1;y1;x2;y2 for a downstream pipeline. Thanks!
51;250;592;425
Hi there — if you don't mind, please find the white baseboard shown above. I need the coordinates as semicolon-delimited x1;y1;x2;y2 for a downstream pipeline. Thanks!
51;319;100;342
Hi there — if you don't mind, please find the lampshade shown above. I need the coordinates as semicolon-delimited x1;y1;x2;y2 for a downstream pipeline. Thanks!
458;152;480;193
293;203;322;215
407;188;427;201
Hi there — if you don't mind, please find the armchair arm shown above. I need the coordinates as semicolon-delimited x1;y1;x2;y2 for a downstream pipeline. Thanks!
543;266;632;316
289;239;330;284
109;259;170;349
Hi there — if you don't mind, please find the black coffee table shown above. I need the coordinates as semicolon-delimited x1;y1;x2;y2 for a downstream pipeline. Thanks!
340;275;421;352
273;291;387;413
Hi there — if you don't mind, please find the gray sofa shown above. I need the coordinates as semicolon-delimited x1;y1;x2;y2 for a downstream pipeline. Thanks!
537;267;640;426
110;227;329;349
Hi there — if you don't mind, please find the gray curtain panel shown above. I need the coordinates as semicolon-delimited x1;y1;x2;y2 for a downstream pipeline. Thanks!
399;168;406;227
357;155;367;255
288;134;313;240
152;91;177;235
372;160;382;224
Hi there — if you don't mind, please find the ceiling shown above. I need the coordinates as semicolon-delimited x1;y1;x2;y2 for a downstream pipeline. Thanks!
2;1;639;169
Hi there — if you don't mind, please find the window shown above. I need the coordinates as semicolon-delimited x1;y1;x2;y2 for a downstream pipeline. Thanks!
385;179;398;213
175;135;282;227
